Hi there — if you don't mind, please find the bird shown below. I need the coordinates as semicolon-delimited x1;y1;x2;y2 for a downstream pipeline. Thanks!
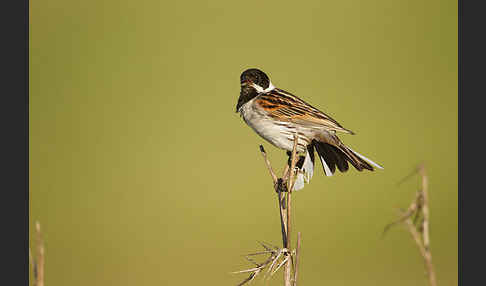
235;68;383;191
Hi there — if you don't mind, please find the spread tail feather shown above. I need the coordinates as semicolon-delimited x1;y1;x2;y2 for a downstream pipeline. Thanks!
346;146;384;170
290;140;383;191
313;140;383;175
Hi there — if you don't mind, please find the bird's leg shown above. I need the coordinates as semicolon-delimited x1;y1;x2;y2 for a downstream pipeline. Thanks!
276;178;288;193
276;152;296;209
273;147;307;209
275;151;293;194
283;151;305;186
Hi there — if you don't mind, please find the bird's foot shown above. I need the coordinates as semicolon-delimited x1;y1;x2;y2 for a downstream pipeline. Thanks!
275;178;288;193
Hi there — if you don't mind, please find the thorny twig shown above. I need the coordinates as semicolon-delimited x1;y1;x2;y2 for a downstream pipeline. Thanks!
234;134;302;286
384;164;437;286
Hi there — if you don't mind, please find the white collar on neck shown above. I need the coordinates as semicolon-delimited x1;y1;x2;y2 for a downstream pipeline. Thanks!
252;81;275;93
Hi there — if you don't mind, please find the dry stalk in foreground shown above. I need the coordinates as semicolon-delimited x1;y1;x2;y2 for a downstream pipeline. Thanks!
384;164;437;286
30;221;45;286
233;134;302;286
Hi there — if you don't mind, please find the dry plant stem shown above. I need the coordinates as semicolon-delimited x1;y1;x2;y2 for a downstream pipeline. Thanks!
242;137;300;286
382;191;421;236
278;189;288;247
404;218;429;269
260;146;288;251
293;232;302;286
385;164;437;286
286;134;299;246
260;145;278;184
404;217;436;286
282;164;290;182
418;165;437;286
284;134;298;286
33;221;45;286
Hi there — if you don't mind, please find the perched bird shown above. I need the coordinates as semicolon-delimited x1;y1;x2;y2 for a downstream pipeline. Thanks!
236;68;383;191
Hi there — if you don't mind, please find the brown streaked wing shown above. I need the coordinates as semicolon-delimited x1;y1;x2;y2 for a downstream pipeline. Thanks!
254;88;355;134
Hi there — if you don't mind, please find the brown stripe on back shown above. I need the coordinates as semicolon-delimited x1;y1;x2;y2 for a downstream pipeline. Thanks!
271;89;298;102
257;96;279;105
271;88;345;128
258;95;293;107
259;103;279;109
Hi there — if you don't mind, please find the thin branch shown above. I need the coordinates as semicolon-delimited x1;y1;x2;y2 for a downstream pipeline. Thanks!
236;272;258;286
284;134;299;286
382;191;421;237
245;250;275;257
404;218;428;262
265;248;285;279
260;145;278;184
384;164;437;286
33;221;45;286
396;166;420;186
282;164;290;183
278;186;288;247
272;255;290;276
293;232;302;286
260;145;289;247
235;136;301;286
234;245;290;286
418;165;437;286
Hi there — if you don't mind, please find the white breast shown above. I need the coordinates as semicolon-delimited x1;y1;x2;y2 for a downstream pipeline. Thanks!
239;98;310;153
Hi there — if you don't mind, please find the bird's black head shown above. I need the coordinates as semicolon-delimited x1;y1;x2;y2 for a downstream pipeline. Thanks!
240;68;270;90
236;68;271;112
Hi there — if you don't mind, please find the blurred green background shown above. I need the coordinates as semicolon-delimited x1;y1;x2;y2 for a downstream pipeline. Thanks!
30;0;457;285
